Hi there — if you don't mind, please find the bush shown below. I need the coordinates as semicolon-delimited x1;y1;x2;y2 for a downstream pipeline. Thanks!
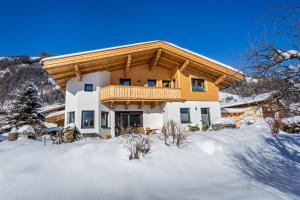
121;134;151;160
161;120;190;148
266;116;283;135
189;124;200;132
211;118;236;131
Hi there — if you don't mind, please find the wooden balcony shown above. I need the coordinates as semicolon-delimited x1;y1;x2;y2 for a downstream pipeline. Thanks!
100;85;182;103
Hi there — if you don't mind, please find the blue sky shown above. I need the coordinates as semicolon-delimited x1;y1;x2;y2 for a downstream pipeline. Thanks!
0;0;297;67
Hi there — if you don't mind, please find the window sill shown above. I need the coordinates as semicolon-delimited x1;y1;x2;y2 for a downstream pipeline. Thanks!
101;126;111;129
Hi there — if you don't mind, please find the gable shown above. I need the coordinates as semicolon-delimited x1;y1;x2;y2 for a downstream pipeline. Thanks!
41;41;244;89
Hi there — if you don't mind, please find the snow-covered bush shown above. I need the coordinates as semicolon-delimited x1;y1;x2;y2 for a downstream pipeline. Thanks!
161;120;190;148
211;118;236;131
17;125;35;137
188;124;200;132
266;115;283;135
282;116;300;134
121;134;151;160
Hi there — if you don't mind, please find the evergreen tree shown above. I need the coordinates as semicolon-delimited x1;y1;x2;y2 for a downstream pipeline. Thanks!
8;82;42;127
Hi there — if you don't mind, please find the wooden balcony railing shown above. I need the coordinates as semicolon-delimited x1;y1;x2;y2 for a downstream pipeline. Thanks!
100;85;182;102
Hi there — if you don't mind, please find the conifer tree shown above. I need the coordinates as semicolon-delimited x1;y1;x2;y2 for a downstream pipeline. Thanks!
8;82;42;127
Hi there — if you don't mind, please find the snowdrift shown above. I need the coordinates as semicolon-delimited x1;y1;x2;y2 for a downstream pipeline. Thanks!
0;121;299;200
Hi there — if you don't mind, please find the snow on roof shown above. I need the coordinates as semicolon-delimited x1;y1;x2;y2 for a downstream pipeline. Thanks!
45;110;65;119
221;108;245;113
41;41;242;74
39;104;65;113
221;93;272;108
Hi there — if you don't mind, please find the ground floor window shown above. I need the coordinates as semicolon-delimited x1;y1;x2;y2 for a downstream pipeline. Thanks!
180;108;191;123
101;111;109;128
201;108;211;126
81;111;94;128
67;111;75;124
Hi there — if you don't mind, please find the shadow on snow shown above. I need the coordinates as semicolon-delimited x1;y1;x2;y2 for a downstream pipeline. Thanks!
233;134;300;198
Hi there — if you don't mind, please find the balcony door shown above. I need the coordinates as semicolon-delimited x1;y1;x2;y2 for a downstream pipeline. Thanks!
115;111;143;135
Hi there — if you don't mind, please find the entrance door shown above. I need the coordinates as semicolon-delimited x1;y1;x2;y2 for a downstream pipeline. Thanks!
201;108;211;126
115;111;143;136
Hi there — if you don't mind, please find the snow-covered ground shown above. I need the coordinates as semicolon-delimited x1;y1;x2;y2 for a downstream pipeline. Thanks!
0;122;299;200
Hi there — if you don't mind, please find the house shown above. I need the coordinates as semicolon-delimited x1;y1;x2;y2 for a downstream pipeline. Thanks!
221;93;286;126
39;104;65;126
41;41;244;136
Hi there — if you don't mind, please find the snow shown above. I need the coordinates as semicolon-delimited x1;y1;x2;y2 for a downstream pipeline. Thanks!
221;92;272;108
43;122;58;128
280;50;300;59
0;124;11;130
283;116;300;125
221;107;245;113
214;117;236;125
41;41;242;74
0;122;299;200
45;110;65;118
17;125;35;134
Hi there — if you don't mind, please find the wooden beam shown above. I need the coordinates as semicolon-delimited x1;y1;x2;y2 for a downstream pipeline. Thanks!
125;101;130;109
179;60;189;72
74;65;82;81
110;101;114;109
150;49;162;71
138;101;144;109
151;101;159;109
214;75;226;86
124;55;132;77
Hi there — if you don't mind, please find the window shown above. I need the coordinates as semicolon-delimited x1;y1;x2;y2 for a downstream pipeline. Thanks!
180;108;190;123
84;84;93;92
101;111;109;128
172;79;176;88
191;79;205;92
81;111;95;128
162;80;171;88
201;108;211;126
147;80;157;87
120;79;131;86
67;111;75;124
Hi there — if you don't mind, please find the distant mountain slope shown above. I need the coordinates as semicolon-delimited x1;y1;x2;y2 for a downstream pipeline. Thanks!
0;56;64;111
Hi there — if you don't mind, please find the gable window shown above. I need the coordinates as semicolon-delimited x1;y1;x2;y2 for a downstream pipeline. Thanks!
84;84;93;92
162;80;171;88
67;111;75;124
81;111;94;129
191;79;205;92
180;108;191;124
120;79;131;86
101;111;109;128
172;79;176;88
147;80;157;87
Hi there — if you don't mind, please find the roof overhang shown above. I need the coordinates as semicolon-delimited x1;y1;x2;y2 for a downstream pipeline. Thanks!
41;41;244;89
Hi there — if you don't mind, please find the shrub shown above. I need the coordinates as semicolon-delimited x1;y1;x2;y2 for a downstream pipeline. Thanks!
121;134;151;160
189;124;200;132
161;120;190;148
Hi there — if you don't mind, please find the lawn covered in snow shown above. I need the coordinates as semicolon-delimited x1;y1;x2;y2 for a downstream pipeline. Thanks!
0;122;299;200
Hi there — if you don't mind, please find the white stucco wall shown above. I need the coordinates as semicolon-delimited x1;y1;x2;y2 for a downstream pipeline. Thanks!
65;71;110;134
163;101;221;128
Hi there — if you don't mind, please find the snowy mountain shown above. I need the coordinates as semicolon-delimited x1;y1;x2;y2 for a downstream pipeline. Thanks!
0;56;64;111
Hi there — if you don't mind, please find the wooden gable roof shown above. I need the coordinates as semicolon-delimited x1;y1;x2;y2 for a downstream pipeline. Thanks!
41;41;244;89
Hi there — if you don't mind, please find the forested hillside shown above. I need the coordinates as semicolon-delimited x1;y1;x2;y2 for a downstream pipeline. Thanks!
0;56;64;111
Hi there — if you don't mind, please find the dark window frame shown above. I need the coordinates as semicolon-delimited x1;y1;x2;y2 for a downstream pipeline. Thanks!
162;80;171;88
101;111;109;128
84;84;93;92
201;108;211;126
81;110;95;129
120;78;131;86
180;108;191;124
191;78;205;92
67;111;75;124
147;79;157;87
